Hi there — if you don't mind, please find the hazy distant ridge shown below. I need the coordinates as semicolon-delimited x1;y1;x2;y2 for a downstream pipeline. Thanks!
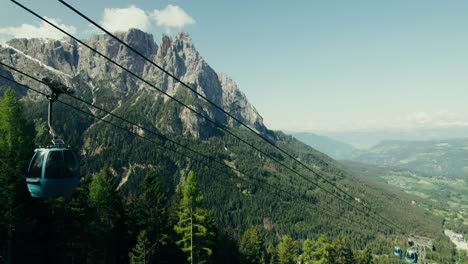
293;131;468;178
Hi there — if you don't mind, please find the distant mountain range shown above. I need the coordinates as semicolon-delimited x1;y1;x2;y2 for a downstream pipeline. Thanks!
291;131;468;178
322;127;468;149
290;132;364;160
356;138;468;178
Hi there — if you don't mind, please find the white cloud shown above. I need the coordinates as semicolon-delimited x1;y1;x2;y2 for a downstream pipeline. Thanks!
280;111;468;132
0;17;76;40
0;4;196;42
152;5;195;28
403;111;433;125
101;6;150;32
398;111;468;128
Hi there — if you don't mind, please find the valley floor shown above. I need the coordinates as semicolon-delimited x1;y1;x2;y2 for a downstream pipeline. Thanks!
445;229;468;251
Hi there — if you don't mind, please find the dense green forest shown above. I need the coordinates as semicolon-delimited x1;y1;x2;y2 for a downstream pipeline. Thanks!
0;86;466;264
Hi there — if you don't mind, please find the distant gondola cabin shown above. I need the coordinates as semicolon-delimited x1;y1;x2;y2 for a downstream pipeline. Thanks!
404;249;418;263
394;246;402;257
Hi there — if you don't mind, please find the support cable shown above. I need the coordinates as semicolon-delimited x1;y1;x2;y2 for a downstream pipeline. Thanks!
5;0;403;232
58;0;397;226
0;73;385;234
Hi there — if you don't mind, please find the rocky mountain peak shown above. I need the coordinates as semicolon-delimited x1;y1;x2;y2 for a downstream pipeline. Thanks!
159;34;172;57
173;31;194;49
218;73;265;132
0;29;268;137
158;32;196;53
116;28;157;57
5;38;79;75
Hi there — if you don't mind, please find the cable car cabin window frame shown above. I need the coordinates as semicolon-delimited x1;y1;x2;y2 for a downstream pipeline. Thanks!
45;150;65;179
28;150;46;178
394;246;403;256
405;249;418;263
64;149;79;178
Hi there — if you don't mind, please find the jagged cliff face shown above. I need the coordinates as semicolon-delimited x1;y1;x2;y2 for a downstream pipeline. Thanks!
0;29;267;139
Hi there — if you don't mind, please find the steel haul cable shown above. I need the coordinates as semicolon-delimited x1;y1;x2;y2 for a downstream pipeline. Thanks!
0;73;382;234
58;0;397;226
0;65;382;233
0;54;396;233
6;0;402;233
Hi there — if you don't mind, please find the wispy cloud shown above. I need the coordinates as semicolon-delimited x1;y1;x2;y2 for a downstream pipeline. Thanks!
151;5;195;28
101;6;150;32
0;4;195;42
0;17;76;40
398;111;468;128
402;111;433;125
277;110;468;132
97;4;195;34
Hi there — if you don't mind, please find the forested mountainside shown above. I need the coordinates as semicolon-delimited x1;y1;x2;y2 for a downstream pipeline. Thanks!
0;30;460;263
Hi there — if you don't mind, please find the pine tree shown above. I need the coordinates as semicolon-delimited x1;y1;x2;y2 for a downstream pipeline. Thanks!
213;227;240;264
312;234;334;264
128;169;169;262
239;226;264;264
0;88;33;263
299;239;314;264
277;235;297;264
0;88;32;210
88;165;127;263
0;88;31;162
138;169;168;240
332;236;355;264
57;174;94;263
89;165;123;227
355;245;373;264
174;170;215;264
266;242;276;264
129;230;151;264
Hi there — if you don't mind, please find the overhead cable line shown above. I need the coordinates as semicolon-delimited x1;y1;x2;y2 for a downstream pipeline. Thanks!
0;73;381;234
59;0;402;231
58;0;386;216
0;61;317;207
7;0;402;233
0;62;384;234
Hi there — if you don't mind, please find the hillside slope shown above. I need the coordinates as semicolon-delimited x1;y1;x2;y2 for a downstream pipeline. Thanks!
0;30;454;260
342;160;468;239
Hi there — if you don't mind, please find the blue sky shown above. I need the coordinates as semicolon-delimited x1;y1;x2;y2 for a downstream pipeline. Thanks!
1;0;468;132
